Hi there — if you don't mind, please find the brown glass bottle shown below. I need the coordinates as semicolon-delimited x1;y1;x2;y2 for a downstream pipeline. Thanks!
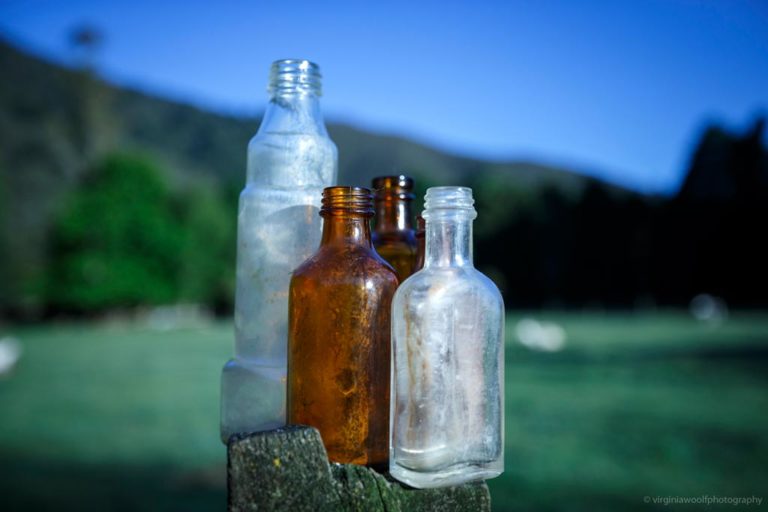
371;176;418;281
287;186;398;469
414;214;425;271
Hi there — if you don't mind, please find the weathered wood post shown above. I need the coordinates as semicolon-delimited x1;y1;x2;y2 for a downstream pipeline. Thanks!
227;425;492;511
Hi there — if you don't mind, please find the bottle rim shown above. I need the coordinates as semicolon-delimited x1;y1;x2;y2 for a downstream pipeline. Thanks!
372;175;415;200
268;59;322;97
321;186;374;216
422;186;477;220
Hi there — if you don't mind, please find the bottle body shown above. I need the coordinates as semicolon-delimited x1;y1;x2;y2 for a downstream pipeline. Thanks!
220;60;337;441
288;187;398;468
372;176;418;281
390;187;504;488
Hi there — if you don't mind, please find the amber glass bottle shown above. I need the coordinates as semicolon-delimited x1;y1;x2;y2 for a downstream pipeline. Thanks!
288;186;399;468
414;214;426;271
371;176;418;281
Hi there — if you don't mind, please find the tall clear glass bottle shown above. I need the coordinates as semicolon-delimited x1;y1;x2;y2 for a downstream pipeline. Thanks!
390;186;504;488
371;175;418;281
220;59;337;442
288;186;398;469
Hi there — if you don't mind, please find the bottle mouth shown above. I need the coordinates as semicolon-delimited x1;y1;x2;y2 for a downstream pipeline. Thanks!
268;59;322;97
422;186;477;220
321;186;374;216
372;175;415;200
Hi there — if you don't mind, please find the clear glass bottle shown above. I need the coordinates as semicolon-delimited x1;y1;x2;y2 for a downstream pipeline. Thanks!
220;59;337;442
288;186;398;469
390;186;504;488
371;175;418;281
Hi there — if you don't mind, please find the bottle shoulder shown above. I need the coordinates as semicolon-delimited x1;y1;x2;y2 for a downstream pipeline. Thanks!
248;131;337;152
372;230;417;247
292;244;399;286
246;132;337;188
395;266;503;305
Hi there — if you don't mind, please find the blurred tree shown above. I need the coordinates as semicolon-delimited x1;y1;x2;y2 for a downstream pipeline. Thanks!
68;24;113;164
471;172;538;237
656;117;768;307
46;153;183;311
69;24;104;70
175;183;235;310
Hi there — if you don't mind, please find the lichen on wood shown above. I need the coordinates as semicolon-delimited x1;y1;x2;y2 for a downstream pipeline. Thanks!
228;425;492;511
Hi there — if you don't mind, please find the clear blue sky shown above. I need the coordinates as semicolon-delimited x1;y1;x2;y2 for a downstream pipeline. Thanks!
1;0;767;194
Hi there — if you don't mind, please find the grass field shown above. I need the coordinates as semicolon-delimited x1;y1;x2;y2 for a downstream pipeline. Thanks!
0;312;766;511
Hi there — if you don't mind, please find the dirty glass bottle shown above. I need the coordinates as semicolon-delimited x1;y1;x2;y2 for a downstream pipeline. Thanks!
288;186;398;468
371;175;418;281
390;186;504;488
220;59;337;442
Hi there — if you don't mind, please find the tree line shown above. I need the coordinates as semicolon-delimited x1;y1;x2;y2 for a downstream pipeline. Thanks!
2;117;765;317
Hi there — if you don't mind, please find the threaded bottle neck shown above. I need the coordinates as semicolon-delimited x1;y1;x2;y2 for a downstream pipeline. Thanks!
373;175;414;232
422;186;477;221
268;59;322;98
321;186;374;217
422;187;476;267
320;187;374;247
372;175;415;201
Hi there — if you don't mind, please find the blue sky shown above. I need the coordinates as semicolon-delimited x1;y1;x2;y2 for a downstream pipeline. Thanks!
1;0;767;194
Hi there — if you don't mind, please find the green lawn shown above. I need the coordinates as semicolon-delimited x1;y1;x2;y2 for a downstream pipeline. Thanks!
0;312;766;511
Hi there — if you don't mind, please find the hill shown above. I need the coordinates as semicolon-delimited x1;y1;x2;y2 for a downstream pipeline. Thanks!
0;37;602;192
1;37;620;312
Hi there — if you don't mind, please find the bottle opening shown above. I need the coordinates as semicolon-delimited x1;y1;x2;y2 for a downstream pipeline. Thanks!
268;59;322;97
423;187;477;220
321;186;374;216
372;175;415;200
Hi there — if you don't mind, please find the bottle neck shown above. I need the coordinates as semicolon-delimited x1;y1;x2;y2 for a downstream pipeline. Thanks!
321;214;373;247
320;186;374;247
374;197;413;233
259;59;326;136
258;94;327;136
424;218;473;268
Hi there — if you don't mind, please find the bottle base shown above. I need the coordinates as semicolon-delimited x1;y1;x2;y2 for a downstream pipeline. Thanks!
389;461;502;489
220;358;285;443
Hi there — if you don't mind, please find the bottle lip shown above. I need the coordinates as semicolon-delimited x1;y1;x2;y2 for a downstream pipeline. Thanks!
372;175;415;200
268;59;322;97
321;186;374;216
422;186;477;220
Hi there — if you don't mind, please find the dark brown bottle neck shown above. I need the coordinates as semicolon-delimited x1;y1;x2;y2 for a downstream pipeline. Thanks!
374;197;413;233
321;214;373;247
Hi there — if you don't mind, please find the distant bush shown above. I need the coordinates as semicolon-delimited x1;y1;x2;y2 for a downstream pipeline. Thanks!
45;153;234;313
175;184;235;310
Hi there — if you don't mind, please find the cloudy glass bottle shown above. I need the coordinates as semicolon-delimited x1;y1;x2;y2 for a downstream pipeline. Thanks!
371;175;418;281
220;59;337;441
390;186;504;488
288;186;398;469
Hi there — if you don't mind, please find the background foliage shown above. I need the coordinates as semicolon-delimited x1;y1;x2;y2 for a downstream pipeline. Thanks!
1;39;766;317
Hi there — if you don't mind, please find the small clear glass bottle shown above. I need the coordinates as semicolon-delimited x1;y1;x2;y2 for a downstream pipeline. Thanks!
288;186;398;469
390;186;504;488
220;59;337;441
371;175;418;281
